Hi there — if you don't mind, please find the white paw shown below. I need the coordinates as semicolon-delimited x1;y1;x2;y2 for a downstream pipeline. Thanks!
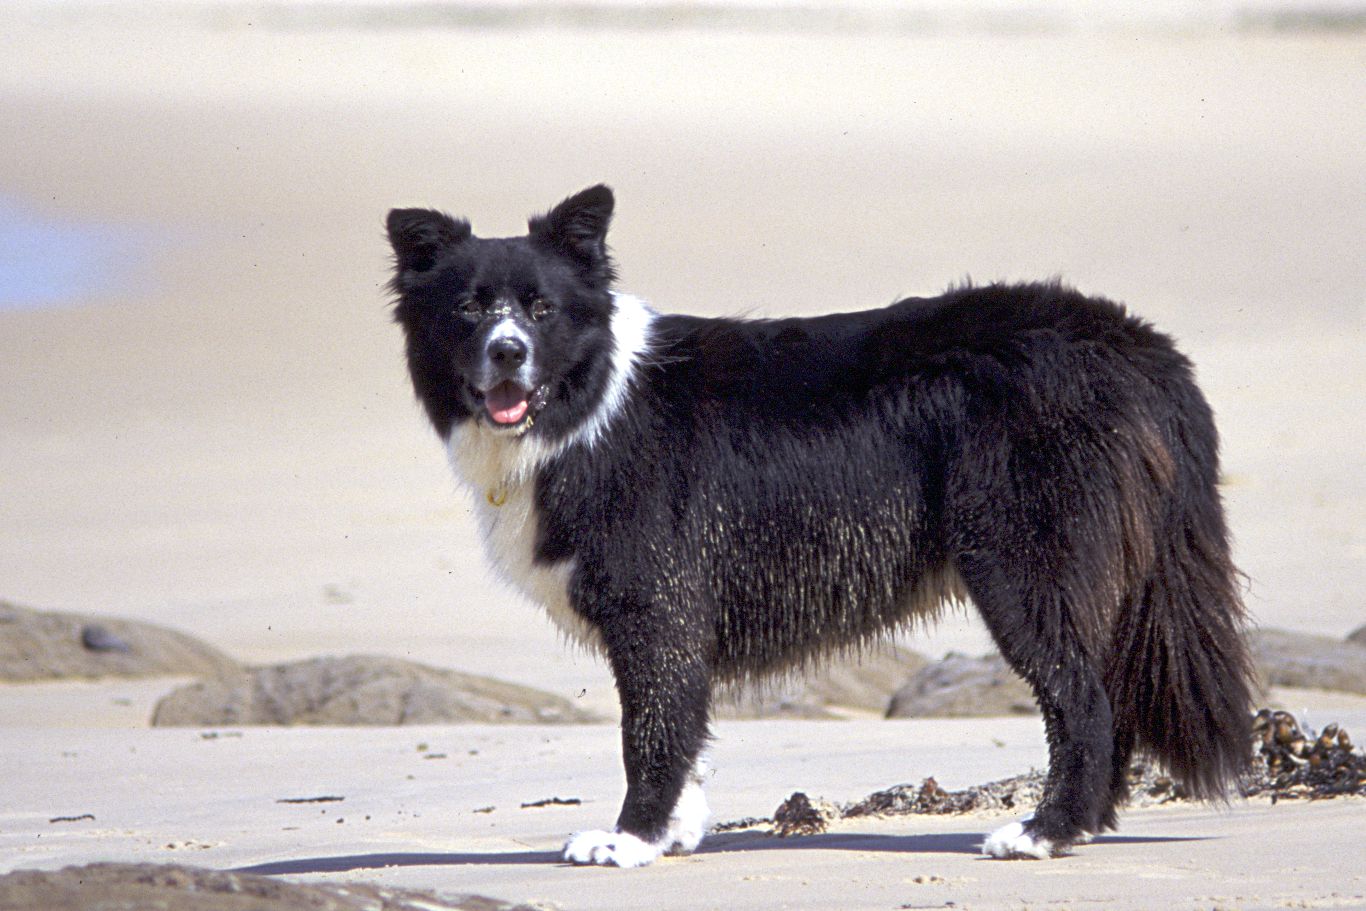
563;829;662;868
563;757;711;866
662;777;710;855
981;819;1056;859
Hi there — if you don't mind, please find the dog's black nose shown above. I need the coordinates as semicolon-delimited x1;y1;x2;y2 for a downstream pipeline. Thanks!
489;336;528;369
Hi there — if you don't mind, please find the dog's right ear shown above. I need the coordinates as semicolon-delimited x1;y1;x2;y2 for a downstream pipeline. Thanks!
386;208;471;277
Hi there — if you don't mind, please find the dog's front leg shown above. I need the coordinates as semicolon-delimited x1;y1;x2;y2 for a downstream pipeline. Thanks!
564;631;712;868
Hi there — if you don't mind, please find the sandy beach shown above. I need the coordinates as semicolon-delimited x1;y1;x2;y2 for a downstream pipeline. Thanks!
1;4;1363;908
3;716;1365;910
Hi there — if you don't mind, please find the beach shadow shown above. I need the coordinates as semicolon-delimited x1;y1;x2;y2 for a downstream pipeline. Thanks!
235;850;561;875
700;830;985;855
233;830;1212;875
231;835;978;875
703;826;1210;855
1089;834;1211;846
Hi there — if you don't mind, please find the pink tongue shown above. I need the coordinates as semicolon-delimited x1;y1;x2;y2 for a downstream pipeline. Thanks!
486;382;530;425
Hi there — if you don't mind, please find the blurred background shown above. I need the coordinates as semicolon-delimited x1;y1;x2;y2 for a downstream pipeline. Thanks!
1;0;1362;716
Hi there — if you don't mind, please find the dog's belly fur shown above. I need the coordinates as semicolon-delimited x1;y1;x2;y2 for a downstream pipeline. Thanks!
663;447;971;679
460;421;971;676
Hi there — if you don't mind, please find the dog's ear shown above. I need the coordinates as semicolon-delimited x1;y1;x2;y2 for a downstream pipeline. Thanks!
529;184;616;288
386;208;471;278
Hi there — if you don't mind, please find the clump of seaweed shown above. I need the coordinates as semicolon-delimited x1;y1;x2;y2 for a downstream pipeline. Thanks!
772;792;840;837
1244;709;1365;802
712;710;1366;837
844;773;1045;819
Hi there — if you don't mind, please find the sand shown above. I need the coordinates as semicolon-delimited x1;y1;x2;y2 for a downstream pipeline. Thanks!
5;717;1366;910
0;4;1363;908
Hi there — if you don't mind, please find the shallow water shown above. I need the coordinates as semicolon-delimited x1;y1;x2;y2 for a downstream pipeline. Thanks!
0;196;142;310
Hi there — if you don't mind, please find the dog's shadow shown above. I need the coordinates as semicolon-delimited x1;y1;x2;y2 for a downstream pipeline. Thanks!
233;830;1204;875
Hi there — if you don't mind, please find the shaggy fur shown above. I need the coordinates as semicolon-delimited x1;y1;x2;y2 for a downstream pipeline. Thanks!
386;185;1255;864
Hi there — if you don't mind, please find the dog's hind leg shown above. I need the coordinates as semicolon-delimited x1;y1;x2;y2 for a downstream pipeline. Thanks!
563;614;713;868
954;549;1116;858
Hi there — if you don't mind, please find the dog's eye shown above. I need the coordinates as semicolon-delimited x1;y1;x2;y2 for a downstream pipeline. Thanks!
529;297;555;321
455;296;482;317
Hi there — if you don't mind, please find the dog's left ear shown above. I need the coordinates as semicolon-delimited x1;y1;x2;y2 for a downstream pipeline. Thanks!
529;184;616;288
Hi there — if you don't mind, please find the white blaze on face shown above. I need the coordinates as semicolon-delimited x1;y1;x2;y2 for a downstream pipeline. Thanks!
487;315;531;350
481;316;537;426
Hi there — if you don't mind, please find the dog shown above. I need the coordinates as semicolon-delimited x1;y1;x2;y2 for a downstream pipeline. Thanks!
385;185;1254;866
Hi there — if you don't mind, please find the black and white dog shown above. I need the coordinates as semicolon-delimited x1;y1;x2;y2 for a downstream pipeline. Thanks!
385;186;1254;866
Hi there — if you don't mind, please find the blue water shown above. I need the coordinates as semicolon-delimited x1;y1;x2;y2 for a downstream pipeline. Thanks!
0;196;143;310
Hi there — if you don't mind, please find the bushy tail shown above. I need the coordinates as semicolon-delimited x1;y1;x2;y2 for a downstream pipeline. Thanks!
1108;442;1256;800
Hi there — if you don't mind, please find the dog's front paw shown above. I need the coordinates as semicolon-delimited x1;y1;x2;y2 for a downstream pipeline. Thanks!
563;829;662;868
981;818;1059;860
662;778;709;855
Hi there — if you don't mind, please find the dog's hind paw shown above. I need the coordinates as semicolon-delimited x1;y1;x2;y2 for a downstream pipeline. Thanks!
981;819;1057;860
563;829;662;868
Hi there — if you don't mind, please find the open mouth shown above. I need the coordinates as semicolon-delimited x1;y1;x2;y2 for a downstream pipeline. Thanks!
477;381;550;430
484;380;532;425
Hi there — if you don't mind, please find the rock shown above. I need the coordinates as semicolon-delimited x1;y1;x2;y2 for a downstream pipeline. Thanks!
877;627;1366;718
152;654;602;726
0;863;546;911
714;647;929;719
885;652;1037;718
0;601;240;682
1347;623;1366;648
80;624;131;653
1251;627;1366;695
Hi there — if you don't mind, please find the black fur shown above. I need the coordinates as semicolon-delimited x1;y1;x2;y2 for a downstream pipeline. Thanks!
387;185;1255;858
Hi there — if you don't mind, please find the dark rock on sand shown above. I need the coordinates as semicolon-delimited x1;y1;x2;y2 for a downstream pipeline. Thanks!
1251;627;1366;695
79;624;131;653
0;601;240;682
715;647;930;719
0;863;545;911
884;652;1037;718
1346;623;1366;648
877;626;1366;720
151;654;602;726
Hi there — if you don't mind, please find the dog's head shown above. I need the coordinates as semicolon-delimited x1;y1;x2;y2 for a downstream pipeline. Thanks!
387;185;618;443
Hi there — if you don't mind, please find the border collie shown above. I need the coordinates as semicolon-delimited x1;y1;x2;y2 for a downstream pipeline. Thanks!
385;185;1254;866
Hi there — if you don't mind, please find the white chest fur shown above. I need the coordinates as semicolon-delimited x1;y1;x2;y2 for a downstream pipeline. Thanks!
441;293;655;656
447;424;604;654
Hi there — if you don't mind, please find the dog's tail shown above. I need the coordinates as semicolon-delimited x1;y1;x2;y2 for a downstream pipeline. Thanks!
1107;405;1256;802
